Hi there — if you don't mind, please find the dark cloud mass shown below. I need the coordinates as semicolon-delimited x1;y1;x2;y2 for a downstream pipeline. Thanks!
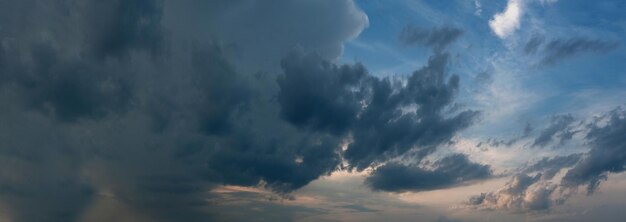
0;0;484;221
277;31;479;171
365;154;492;192
344;52;479;170
277;52;367;134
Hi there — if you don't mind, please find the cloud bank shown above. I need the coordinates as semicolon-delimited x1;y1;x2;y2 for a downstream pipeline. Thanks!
0;1;488;221
467;107;626;212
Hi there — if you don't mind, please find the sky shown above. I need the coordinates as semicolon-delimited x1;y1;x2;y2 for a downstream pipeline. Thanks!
0;0;625;221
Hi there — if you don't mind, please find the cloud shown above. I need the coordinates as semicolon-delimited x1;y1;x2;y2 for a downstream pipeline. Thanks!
277;52;368;135
523;154;582;179
346;51;479;170
539;37;619;66
0;0;483;220
466;107;626;212
173;0;370;72
399;25;464;51
466;174;559;212
489;0;524;39
365;154;492;192
0;0;369;221
561;107;626;194
524;35;545;54
473;0;483;16
277;33;479;171
532;114;576;147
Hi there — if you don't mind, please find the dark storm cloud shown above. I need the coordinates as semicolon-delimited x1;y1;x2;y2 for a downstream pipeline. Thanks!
12;45;133;123
344;52;479;170
0;0;164;220
365;154;492;192
532;114;576;147
81;0;165;58
539;37;618;66
277;38;479;171
277;52;367;134
168;0;369;72
561;107;626;194
0;0;158;122
0;0;483;221
399;26;464;51
0;0;370;221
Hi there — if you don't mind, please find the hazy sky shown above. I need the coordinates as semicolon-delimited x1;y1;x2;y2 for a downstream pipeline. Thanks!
0;0;625;221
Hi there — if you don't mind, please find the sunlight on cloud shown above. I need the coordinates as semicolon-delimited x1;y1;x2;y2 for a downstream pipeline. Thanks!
489;0;524;39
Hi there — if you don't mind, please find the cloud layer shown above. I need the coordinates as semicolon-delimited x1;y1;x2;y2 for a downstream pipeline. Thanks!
0;1;486;221
467;107;626;212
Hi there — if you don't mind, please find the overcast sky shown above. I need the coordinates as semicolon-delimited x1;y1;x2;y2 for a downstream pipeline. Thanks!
0;0;625;221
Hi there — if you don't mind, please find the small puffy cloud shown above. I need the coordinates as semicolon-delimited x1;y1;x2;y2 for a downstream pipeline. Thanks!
489;0;524;39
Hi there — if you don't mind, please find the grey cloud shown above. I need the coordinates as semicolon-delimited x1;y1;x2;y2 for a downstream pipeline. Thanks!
399;26;464;51
466;174;558;212
523;154;582;179
0;0;482;220
539;37;618;66
561;107;626;194
277;52;367;135
467;107;626;212
81;0;165;58
479;122;533;148
277;48;478;171
365;154;492;192
532;114;576;147
344;52;479;170
436;216;466;222
338;204;379;213
168;0;369;72
524;35;544;54
0;0;368;221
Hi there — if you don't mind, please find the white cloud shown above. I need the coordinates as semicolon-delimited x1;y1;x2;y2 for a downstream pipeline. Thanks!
474;0;483;16
489;0;524;39
539;0;558;4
